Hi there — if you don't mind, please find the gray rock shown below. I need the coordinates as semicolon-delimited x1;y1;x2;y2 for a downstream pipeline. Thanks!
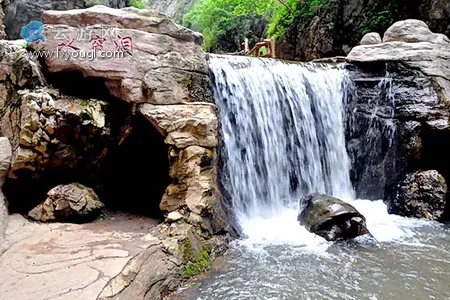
388;170;447;220
360;32;382;45
28;183;104;222
276;1;450;61
0;137;11;241
383;19;450;44
298;193;370;241
347;41;450;80
0;137;12;186
345;62;449;201
145;0;197;24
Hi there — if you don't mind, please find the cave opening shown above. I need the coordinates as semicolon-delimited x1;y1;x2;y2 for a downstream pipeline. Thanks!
4;71;169;219
421;126;450;220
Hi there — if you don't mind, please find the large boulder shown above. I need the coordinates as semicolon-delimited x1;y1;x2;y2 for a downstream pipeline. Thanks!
360;32;382;45
31;5;212;105
347;20;450;80
383;19;449;44
298;193;370;241
388;170;447;220
28;183;104;222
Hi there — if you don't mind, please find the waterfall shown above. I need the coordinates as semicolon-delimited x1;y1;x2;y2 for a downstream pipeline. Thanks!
209;55;354;224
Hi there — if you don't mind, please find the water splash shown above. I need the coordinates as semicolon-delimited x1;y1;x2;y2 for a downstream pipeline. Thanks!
209;55;354;224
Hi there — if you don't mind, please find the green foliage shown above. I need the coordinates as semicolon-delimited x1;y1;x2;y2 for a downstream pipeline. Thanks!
363;4;394;34
182;249;211;278
129;0;147;9
183;0;278;52
85;0;102;7
184;0;336;52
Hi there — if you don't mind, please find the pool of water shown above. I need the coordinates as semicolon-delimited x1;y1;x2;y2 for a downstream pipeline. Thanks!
175;200;450;300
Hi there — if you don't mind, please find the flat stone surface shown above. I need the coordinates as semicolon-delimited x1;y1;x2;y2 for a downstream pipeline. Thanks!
347;41;450;80
0;213;160;300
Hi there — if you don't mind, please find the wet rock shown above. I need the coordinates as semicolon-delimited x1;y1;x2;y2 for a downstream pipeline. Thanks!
298;193;370;241
28;183;104;222
383;19;449;44
388;170;447;220
360;32;382;45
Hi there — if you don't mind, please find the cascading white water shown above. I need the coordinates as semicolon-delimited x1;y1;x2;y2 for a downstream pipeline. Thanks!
209;54;354;224
176;55;450;300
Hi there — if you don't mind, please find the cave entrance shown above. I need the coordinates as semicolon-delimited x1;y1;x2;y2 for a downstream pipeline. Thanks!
98;112;169;219
4;71;169;219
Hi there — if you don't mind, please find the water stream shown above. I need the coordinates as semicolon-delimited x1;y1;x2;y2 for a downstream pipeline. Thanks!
176;55;450;299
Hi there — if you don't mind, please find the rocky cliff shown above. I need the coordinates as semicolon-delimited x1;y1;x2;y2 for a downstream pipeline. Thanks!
146;0;197;23
345;20;450;220
0;5;230;299
278;0;450;61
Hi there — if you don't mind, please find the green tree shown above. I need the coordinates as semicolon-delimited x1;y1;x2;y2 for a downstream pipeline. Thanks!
183;0;280;52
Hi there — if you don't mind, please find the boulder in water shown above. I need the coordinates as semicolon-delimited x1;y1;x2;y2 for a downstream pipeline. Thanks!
298;193;370;241
388;170;447;220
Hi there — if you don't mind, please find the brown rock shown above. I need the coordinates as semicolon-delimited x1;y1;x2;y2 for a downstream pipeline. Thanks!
28;183;104;222
34;5;210;104
389;170;447;220
139;103;218;148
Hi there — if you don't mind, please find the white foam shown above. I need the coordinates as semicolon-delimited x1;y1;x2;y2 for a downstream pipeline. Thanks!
235;199;435;253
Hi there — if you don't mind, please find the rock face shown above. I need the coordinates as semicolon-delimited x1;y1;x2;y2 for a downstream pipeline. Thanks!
28;183;104;222
0;5;229;299
146;0;197;24
2;0;128;39
277;0;450;61
388;170;447;220
298;193;370;241
36;5;209;105
139;103;218;148
0;137;11;241
2;89;110;180
345;20;450;220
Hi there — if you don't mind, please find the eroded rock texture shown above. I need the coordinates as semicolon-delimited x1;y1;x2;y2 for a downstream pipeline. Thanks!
389;170;447;220
28;183;104;222
0;5;229;299
345;20;450;220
